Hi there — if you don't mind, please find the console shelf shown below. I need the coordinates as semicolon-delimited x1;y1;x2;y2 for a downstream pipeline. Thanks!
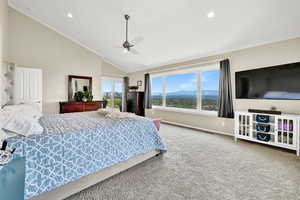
235;111;300;156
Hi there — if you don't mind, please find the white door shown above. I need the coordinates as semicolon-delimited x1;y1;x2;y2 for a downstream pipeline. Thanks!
14;67;43;111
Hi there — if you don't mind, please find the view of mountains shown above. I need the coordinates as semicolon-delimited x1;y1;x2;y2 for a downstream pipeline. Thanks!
103;92;122;98
152;90;219;100
103;90;219;100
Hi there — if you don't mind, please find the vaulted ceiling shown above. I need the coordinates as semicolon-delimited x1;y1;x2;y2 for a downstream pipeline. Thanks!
9;0;300;72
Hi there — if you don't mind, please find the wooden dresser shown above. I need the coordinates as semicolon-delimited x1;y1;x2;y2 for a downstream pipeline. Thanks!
59;101;106;114
127;92;145;116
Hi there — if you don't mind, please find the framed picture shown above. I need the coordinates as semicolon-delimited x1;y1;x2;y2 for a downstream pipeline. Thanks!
137;80;142;87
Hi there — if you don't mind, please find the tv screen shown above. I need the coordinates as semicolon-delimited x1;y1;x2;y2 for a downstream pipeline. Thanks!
235;62;300;100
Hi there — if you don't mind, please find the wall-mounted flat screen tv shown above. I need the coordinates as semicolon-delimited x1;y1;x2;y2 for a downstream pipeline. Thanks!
236;62;300;100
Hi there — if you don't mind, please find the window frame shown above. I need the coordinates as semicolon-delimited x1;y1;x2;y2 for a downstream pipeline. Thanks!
101;77;124;108
151;63;220;115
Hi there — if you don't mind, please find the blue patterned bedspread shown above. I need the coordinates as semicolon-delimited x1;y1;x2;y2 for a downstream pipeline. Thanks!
5;112;166;199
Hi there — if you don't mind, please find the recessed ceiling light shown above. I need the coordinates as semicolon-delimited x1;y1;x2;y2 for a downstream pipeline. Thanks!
207;11;215;19
67;13;73;18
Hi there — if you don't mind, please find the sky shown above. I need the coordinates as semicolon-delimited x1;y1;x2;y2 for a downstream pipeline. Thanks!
152;70;220;93
102;81;112;93
201;70;220;91
102;80;123;94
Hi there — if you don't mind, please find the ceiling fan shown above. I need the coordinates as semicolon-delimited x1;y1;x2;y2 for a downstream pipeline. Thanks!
120;14;143;55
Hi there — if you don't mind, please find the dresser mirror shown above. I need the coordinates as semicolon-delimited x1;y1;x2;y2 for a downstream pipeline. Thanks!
68;75;92;101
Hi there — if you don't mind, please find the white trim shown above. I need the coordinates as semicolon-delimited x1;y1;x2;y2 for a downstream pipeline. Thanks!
162;77;167;107
162;120;233;136
150;60;222;75
150;64;220;114
101;76;123;82
150;63;219;77
196;71;201;110
8;3;126;73
101;73;127;78
153;106;218;116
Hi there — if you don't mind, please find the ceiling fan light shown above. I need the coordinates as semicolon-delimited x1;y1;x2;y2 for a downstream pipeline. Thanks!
123;48;129;53
207;11;215;18
67;12;73;18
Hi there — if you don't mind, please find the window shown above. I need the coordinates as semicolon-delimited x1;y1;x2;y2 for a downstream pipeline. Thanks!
151;64;220;113
166;73;197;109
201;70;220;111
151;77;163;106
101;77;123;110
102;81;113;107
114;82;123;109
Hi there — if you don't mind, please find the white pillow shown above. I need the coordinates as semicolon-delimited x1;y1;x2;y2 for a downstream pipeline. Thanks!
98;108;120;115
0;128;8;141
3;103;42;120
31;120;44;135
0;111;18;141
98;108;110;115
0;110;43;137
105;112;136;119
0;128;18;142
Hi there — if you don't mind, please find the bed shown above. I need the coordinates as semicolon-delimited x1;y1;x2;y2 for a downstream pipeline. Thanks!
3;111;166;200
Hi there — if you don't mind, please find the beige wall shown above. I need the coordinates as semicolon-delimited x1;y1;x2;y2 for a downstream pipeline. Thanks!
6;8;126;114
0;0;8;106
101;61;125;77
128;37;300;135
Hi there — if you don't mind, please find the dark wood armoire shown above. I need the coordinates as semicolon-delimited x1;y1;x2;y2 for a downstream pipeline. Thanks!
126;92;145;116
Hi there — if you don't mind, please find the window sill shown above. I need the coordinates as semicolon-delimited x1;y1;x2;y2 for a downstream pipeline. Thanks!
151;106;218;117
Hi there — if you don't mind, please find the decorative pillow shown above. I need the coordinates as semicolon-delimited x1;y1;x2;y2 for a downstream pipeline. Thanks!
3;103;42;120
151;119;161;131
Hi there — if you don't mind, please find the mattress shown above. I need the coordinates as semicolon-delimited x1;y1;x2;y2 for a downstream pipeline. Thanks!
5;112;166;199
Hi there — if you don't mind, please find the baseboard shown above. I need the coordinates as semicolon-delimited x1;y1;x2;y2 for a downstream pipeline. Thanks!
161;120;233;137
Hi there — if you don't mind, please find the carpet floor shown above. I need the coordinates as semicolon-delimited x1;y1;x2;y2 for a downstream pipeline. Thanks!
66;124;300;200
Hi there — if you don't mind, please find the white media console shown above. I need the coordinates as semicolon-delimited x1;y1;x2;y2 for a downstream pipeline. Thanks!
235;111;300;156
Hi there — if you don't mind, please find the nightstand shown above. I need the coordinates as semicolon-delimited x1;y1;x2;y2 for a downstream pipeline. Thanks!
0;157;26;200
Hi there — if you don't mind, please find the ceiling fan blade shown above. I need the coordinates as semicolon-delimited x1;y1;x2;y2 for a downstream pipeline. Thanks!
130;36;144;45
130;48;139;55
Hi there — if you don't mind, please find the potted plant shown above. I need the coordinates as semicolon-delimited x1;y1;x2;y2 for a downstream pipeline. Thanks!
74;91;84;101
83;91;93;101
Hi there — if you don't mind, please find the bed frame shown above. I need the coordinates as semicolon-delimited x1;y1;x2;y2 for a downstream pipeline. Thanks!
29;150;160;200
